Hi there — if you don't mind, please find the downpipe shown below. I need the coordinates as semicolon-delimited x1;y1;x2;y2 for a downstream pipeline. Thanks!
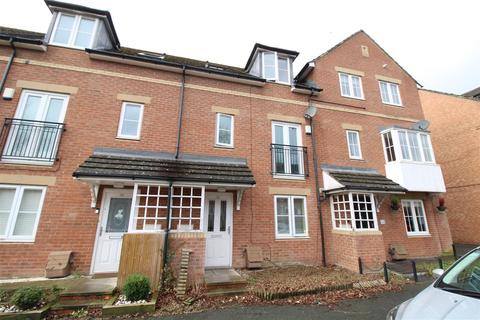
0;38;16;95
175;66;186;159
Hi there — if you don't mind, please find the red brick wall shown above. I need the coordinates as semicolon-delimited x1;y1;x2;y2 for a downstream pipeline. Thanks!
420;90;480;245
168;233;206;285
0;31;451;278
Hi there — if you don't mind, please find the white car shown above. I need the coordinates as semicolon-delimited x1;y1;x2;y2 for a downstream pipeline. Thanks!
387;247;480;320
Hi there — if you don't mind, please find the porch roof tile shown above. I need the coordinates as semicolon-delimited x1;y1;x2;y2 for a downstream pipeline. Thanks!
73;148;256;186
327;171;406;194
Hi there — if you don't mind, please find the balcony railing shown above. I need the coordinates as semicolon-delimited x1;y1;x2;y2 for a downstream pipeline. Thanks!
271;143;308;178
0;118;65;163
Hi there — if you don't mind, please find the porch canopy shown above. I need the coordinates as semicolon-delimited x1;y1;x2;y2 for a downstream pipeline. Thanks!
321;164;407;195
73;148;255;213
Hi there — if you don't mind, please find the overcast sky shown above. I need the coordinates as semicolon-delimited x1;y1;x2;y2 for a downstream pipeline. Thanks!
2;0;478;94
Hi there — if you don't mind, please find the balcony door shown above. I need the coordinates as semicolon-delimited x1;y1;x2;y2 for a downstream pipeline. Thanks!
4;90;68;162
272;122;303;176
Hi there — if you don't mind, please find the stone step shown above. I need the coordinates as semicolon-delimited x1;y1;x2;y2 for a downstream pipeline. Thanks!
206;287;248;297
51;298;106;311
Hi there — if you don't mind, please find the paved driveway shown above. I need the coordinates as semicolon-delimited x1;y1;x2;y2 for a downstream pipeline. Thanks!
153;282;429;320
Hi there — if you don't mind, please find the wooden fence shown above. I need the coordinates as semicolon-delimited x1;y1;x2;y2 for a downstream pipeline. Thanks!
117;233;165;291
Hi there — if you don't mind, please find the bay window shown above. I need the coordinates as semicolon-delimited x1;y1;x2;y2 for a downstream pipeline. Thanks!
331;193;378;231
274;195;308;238
382;129;435;164
402;200;429;235
0;185;46;242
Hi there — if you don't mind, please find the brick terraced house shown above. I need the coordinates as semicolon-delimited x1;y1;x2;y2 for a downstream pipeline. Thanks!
0;1;452;280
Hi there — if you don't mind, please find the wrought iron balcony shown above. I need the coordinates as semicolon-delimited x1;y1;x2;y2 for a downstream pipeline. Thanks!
0;118;65;163
271;143;308;178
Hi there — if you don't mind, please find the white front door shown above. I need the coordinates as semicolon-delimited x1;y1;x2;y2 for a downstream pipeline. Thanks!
204;193;233;268
92;189;133;273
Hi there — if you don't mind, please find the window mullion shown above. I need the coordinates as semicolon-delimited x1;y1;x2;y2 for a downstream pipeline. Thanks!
348;193;355;231
289;196;294;236
411;201;419;233
416;133;425;162
69;15;80;46
6;186;22;238
274;52;279;82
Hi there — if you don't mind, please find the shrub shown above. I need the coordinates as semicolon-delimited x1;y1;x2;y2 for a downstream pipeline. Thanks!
10;287;43;310
123;274;150;301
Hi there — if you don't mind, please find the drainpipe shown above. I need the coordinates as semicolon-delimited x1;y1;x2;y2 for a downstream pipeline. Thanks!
175;66;186;159
307;94;327;267
161;180;174;290
0;38;16;95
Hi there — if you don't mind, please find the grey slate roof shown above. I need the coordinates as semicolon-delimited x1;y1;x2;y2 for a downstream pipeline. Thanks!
73;148;256;185
463;86;480;99
327;171;406;194
0;26;45;44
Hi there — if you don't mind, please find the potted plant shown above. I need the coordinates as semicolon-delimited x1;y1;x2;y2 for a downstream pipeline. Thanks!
437;197;447;213
390;196;400;211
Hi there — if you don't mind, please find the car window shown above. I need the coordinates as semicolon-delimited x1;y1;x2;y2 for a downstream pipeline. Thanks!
442;249;480;293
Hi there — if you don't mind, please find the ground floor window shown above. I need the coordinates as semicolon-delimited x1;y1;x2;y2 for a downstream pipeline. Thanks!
274;195;308;238
132;184;204;232
401;199;429;235
331;192;378;231
0;185;46;241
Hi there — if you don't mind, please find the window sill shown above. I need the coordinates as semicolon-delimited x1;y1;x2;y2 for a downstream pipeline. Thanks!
116;136;140;141
48;43;89;51
275;236;310;240
341;95;365;101
1;159;54;167
214;144;234;149
382;102;403;108
406;233;431;238
349;157;364;161
332;229;382;236
273;174;306;181
0;239;35;243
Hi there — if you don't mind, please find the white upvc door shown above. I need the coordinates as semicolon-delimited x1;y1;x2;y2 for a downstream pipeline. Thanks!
204;192;233;268
92;189;133;274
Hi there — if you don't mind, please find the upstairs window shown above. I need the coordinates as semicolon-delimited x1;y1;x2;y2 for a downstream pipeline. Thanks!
51;12;98;48
261;52;292;84
339;73;364;99
346;130;362;159
382;129;435;164
215;113;234;147
379;81;402;106
117;102;144;140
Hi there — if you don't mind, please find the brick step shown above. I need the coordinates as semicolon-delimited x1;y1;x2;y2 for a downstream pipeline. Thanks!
205;281;247;292
206;287;248;297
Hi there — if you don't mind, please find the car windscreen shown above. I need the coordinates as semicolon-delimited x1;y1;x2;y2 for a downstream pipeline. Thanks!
438;249;480;296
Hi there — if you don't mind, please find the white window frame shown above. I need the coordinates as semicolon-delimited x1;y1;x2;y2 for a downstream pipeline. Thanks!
381;131;397;163
129;183;205;233
330;192;378;232
274;195;309;239
396;130;435;163
215;113;234;147
117;102;144;140
401;199;429;236
338;73;364;99
50;12;99;49
261;51;291;84
271;121;304;179
379;81;402;106
346;130;362;159
0;185;47;242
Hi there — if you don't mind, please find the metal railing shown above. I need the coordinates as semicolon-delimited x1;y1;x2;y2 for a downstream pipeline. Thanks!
0;118;65;163
271;143;308;177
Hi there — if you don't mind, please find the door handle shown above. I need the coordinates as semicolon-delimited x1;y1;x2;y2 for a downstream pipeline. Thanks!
227;226;231;235
99;226;103;237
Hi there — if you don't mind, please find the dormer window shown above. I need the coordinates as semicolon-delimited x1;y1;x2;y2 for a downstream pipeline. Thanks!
261;52;291;84
246;44;298;85
50;12;98;48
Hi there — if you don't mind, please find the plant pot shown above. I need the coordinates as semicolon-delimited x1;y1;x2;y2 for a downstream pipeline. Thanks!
436;207;447;214
390;204;400;211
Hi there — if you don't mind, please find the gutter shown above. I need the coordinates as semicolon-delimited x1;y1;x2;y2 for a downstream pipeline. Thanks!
0;38;16;95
